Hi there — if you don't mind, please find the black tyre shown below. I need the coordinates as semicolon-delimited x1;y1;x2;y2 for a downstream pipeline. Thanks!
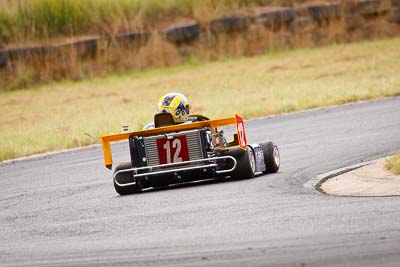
260;142;280;173
113;162;141;195
225;146;256;180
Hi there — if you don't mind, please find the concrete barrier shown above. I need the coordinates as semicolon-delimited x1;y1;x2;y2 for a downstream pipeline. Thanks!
6;45;50;61
209;16;248;33
388;7;400;23
350;0;391;16
0;49;6;67
289;17;315;33
256;7;295;29
161;22;200;44
62;37;100;58
297;2;342;21
114;32;149;45
346;14;366;29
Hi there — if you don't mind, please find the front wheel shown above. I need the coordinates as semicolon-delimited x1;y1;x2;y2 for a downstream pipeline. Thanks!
260;142;280;173
113;162;142;195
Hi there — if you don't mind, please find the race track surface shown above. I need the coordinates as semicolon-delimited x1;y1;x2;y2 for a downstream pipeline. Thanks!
1;97;400;266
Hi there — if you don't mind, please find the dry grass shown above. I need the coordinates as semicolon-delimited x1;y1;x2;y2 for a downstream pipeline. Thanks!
1;37;400;161
2;1;396;92
385;155;400;175
0;0;314;45
0;18;349;91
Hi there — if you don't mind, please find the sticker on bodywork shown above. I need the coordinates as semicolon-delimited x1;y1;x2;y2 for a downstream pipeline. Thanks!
156;135;190;164
235;114;247;150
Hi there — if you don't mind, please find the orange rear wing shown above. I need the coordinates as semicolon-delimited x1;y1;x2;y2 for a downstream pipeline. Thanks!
101;114;247;169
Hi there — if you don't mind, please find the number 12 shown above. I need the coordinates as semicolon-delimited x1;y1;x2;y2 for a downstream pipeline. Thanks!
163;139;182;163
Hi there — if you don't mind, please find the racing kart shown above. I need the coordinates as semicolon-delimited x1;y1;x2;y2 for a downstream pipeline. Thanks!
101;113;280;195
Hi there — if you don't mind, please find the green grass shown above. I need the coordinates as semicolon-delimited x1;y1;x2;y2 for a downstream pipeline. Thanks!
385;155;400;175
0;0;312;44
1;37;400;161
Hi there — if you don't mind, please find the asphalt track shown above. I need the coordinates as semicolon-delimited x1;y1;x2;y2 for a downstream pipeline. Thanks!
1;97;400;267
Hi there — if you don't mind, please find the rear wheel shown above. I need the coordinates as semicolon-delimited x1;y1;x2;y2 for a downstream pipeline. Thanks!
225;146;256;180
260;142;280;173
113;162;142;195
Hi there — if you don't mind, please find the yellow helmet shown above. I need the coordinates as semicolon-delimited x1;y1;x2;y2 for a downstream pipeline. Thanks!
158;93;190;123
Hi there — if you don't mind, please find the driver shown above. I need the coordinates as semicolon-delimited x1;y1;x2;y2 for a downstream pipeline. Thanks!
143;92;190;130
158;92;190;123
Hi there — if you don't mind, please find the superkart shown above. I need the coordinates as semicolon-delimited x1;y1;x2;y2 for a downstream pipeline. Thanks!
101;113;280;195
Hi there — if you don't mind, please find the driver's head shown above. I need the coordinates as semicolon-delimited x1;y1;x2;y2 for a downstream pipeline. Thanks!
158;92;190;123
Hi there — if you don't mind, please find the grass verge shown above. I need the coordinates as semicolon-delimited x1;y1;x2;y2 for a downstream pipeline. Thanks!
1;37;400;161
385;155;400;175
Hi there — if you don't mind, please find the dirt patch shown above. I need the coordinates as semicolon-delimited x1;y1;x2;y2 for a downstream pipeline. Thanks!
320;159;400;197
